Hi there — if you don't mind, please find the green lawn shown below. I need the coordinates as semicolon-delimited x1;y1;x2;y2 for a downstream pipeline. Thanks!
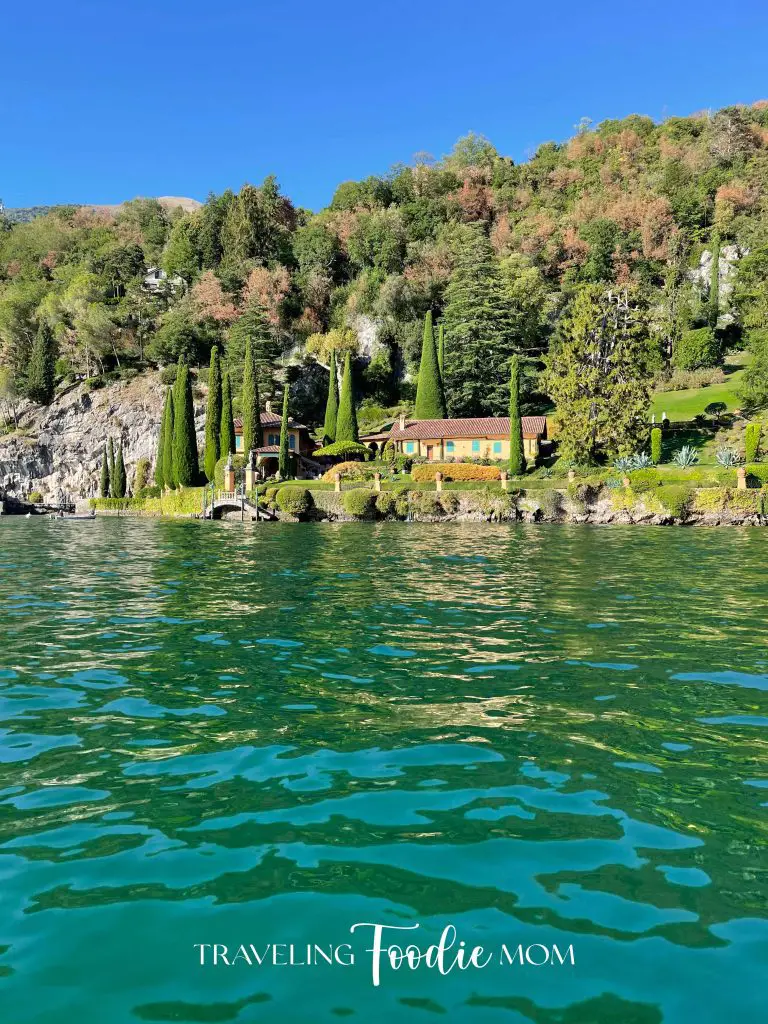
649;358;746;422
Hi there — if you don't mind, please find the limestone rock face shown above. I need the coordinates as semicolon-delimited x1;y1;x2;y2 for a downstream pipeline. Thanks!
0;372;205;501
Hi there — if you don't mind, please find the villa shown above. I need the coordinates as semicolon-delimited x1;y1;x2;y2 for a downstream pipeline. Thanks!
234;402;314;473
361;414;547;461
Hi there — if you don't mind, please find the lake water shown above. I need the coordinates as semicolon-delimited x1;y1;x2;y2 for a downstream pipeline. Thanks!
0;519;766;1023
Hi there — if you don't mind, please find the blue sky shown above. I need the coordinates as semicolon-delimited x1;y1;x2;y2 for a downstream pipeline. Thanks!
3;0;768;212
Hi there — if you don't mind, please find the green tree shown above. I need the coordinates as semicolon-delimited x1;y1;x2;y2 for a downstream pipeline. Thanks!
172;358;198;486
278;385;291;478
99;445;110;498
108;438;116;485
708;233;721;329
163;217;200;282
437;323;445;376
508;355;526;475
204;346;222;481
226;298;280;395
542;286;654;462
113;443;126;498
220;370;235;458
241;335;263;455
739;330;768;409
651;427;663;464
26;322;56;405
161;389;176;489
414;311;446;419
442;228;519;416
155;389;173;489
322;350;339;443
335;352;359;442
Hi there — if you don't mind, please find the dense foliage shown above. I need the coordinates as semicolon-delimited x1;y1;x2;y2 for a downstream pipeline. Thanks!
5;104;768;465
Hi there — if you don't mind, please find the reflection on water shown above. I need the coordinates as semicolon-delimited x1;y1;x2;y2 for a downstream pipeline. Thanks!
0;520;766;1023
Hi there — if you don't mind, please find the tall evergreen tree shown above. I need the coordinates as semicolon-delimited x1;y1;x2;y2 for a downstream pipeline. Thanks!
442;228;519;417
226;299;280;394
508;355;526;476
414;311;446;419
108;438;116;486
99;445;110;498
241;335;263;455
708;232;721;329
113;443;127;498
172;357;198;486
278;384;291;478
162;389;176;489
26;322;56;405
155;393;168;489
322;350;339;443
219;370;235;458
437;323;445;377
204;346;222;481
335;352;359;442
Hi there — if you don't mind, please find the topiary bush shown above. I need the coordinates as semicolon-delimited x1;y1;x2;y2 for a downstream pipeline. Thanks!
745;423;762;463
375;492;398;518
321;461;382;482
314;440;371;459
650;428;662;465
745;463;768;486
276;487;313;518
342;488;376;518
671;327;720;371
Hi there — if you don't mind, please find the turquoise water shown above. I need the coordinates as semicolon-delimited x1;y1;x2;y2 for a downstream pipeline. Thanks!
0;519;766;1023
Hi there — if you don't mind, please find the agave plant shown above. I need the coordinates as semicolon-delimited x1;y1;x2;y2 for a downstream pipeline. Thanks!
613;456;633;473
672;445;699;468
715;447;740;467
628;452;653;470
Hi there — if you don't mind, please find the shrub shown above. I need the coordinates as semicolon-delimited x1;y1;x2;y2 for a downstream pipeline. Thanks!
160;365;178;386
27;490;43;504
655;367;726;391
657;484;693;519
314;440;371;459
89;497;139;510
650;428;662;465
322;461;381;482
726;489;762;515
537;489;563;519
672;445;698;467
672;327;720;371
746;463;768;486
438;492;460;515
628;468;660;492
375;492;397;517
264;485;280;503
715;447;740;467
411;492;442;517
276;487;313;517
141;488;205;516
693;488;729;513
342;488;376;518
136;485;161;499
628;452;653;470
393;487;411;518
745;423;762;463
134;457;151;493
411;463;500;482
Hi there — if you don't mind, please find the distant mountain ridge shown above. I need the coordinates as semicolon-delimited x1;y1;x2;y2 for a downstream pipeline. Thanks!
2;196;202;224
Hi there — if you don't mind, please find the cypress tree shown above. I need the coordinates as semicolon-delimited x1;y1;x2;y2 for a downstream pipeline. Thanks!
437;323;445;377
242;335;263;455
508;355;526;476
173;357;198;487
335;352;359;442
414;311;446;419
220;370;235;458
26;322;56;405
708;233;721;329
162;388;176;489
113;443;127;498
99;445;110;498
278;384;291;479
204;346;222;481
322;350;339;443
108;438;116;486
155;391;170;489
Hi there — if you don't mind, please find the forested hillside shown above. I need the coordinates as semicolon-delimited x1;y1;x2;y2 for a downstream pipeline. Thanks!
3;103;768;461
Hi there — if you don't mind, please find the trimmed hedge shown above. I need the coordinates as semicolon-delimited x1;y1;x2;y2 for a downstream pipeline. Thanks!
411;463;501;482
321;461;382;482
276;487;313;517
656;484;694;519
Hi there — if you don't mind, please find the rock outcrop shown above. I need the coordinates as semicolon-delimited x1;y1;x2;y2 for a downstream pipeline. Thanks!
0;372;205;502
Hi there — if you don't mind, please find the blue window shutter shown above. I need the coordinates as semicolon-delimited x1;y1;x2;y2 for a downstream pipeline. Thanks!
446;441;454;453
472;440;480;453
493;441;502;454
289;435;295;449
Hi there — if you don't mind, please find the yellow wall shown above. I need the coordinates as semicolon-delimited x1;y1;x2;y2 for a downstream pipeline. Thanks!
397;435;539;460
235;429;301;454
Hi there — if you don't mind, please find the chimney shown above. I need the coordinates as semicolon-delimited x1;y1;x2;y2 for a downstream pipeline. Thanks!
399;412;407;431
265;400;272;415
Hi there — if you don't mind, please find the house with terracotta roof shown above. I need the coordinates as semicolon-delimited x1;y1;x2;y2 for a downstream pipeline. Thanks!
234;402;314;472
361;413;546;462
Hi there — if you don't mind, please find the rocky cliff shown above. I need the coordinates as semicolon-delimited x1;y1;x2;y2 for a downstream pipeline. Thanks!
0;372;205;502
